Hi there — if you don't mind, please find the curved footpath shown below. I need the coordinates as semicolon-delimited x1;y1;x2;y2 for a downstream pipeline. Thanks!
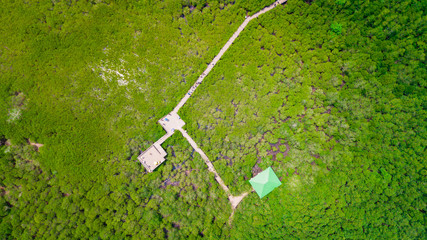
142;0;287;223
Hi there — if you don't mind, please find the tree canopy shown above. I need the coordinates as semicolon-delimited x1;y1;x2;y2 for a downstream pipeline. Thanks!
1;0;425;239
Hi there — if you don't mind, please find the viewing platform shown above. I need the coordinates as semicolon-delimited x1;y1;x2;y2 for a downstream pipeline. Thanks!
158;112;185;134
138;143;167;172
138;112;184;172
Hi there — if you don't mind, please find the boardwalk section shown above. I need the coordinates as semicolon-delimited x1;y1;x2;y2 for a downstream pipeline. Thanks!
159;112;185;134
172;16;249;113
141;0;287;173
179;129;231;195
138;0;288;218
173;0;287;114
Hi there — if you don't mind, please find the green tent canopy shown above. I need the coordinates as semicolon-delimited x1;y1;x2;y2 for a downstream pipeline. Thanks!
249;167;282;198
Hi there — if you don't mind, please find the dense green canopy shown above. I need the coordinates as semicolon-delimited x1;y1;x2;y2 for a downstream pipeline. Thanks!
249;167;282;198
0;0;425;239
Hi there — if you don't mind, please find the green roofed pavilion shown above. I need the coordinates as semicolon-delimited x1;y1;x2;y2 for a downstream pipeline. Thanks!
249;167;281;198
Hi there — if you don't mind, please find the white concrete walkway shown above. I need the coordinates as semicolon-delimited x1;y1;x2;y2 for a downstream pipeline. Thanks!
139;0;287;222
179;128;231;194
228;191;252;224
173;0;287;114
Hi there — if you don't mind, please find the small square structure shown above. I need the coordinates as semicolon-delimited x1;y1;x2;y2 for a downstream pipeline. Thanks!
158;113;185;134
138;144;167;172
249;167;281;198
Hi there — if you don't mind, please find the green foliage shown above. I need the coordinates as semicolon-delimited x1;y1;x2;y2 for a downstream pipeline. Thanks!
1;0;425;239
181;0;425;238
335;0;346;5
330;22;343;35
237;0;277;15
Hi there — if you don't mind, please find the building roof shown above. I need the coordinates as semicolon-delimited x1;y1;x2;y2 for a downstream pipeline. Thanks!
249;167;281;198
138;144;167;172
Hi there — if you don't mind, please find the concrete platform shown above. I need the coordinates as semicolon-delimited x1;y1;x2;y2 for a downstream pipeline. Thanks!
138;143;167;172
158;113;185;134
